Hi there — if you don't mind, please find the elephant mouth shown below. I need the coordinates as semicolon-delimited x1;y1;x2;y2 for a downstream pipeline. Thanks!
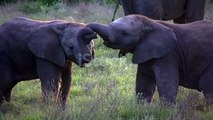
73;59;87;68
76;54;92;68
67;51;92;67
79;63;86;68
103;41;112;48
66;55;85;67
118;50;127;58
78;61;91;68
103;42;108;46
103;41;120;50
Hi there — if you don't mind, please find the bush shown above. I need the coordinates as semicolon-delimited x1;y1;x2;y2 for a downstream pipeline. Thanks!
69;0;117;4
0;0;117;5
0;0;16;4
0;0;35;4
18;2;41;14
36;0;59;6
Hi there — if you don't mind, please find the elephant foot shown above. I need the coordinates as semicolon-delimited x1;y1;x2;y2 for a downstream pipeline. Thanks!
204;94;213;111
0;94;5;105
136;93;152;105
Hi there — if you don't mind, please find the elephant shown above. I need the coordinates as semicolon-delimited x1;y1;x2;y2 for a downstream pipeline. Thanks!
86;15;213;105
112;0;206;23
0;17;96;106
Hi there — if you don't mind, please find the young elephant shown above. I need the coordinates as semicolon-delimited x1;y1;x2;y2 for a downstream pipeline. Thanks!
86;15;213;105
0;17;96;106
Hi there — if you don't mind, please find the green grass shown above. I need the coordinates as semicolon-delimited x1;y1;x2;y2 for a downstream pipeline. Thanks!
0;1;213;120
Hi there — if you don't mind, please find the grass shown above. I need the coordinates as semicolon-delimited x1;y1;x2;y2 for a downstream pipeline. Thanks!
0;1;213;120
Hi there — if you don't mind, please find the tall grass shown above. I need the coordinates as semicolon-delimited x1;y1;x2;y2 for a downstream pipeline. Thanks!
0;1;213;120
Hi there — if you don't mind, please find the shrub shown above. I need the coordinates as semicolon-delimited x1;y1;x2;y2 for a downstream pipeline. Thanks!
0;0;35;4
69;0;117;4
0;0;16;4
36;0;59;6
0;0;117;5
18;2;41;14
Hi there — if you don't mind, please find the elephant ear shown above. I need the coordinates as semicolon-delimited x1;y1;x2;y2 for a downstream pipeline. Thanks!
132;22;177;64
27;25;66;67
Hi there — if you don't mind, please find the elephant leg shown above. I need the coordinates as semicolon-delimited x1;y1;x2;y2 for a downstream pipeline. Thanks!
185;0;206;23
198;62;213;106
58;63;72;107
0;94;4;104
133;0;163;19
2;81;18;102
173;13;186;24
120;0;133;15
0;56;14;104
36;58;62;103
152;54;179;105
2;90;12;102
136;62;156;103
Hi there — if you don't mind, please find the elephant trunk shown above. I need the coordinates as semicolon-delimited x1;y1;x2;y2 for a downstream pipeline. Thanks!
78;27;97;44
86;23;111;43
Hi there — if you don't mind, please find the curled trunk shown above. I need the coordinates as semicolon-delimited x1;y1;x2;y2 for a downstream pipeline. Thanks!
86;23;111;42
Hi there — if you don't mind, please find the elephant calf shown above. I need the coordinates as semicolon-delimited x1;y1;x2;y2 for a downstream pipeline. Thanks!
0;17;96;106
87;15;213;105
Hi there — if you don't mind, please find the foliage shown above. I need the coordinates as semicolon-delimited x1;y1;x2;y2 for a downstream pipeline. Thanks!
18;2;41;14
1;0;213;5
59;0;117;5
0;0;117;5
0;0;15;4
36;0;58;6
0;0;35;4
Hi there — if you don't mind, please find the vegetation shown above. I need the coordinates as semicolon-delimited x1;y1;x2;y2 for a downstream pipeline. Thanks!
0;1;213;120
0;0;117;5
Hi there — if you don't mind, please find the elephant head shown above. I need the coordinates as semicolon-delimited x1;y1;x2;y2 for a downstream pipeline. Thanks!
87;15;177;64
27;21;96;67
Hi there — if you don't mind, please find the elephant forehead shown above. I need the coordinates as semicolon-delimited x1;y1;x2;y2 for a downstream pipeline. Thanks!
61;28;78;44
112;16;141;30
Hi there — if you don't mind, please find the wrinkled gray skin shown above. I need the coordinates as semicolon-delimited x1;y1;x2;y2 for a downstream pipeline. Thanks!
87;15;213;105
0;17;96;106
113;0;206;23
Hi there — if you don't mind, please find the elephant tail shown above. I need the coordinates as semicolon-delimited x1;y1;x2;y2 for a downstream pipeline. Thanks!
111;0;120;22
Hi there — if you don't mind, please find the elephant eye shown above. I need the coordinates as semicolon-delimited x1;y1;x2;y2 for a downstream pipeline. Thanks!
69;46;74;51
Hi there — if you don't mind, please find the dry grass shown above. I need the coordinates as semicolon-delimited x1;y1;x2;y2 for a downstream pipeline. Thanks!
0;4;25;23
